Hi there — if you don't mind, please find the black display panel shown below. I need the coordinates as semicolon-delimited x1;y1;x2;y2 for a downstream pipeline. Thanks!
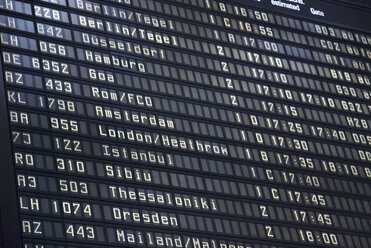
0;0;370;247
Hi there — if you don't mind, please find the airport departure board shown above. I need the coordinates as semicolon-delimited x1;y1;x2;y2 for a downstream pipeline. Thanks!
0;0;370;247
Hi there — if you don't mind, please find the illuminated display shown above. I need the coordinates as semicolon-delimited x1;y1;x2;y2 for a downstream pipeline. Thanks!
0;0;370;247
